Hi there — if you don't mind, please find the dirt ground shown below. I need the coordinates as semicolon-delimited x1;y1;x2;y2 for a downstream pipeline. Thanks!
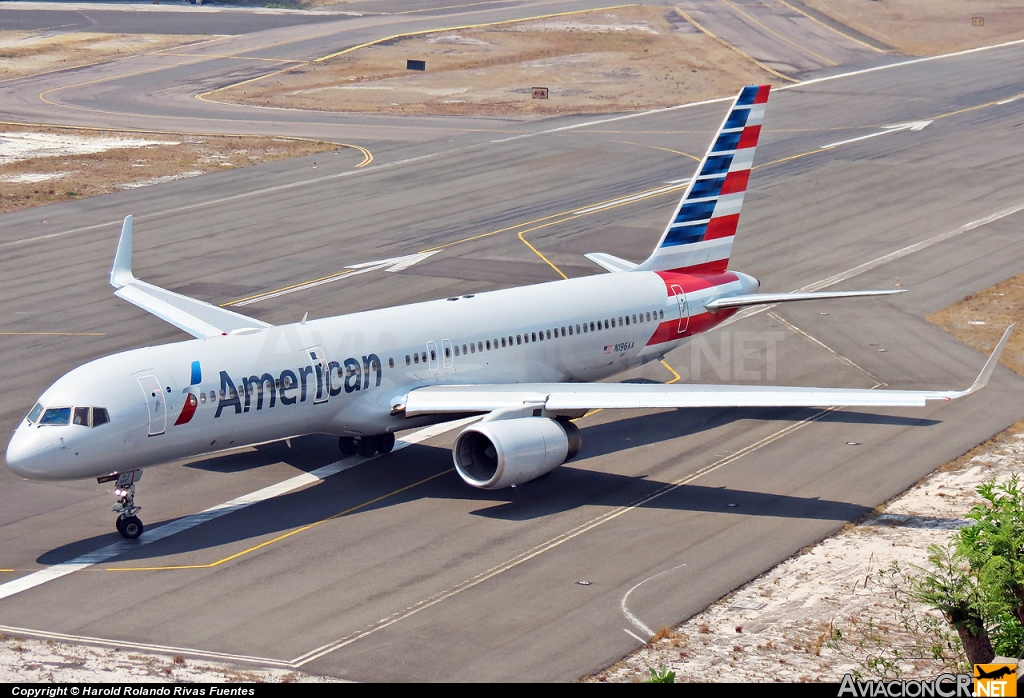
0;31;203;82
0;124;339;214
927;271;1024;378
800;0;1024;56
217;5;774;116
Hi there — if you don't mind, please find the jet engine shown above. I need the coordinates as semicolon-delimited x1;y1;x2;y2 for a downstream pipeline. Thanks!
453;417;581;489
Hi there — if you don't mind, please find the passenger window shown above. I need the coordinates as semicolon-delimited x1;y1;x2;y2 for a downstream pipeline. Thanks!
389;358;395;369
73;407;90;426
220;389;225;399
478;342;483;352
590;322;595;331
406;355;411;365
646;312;652;322
501;337;507;347
659;310;664;319
211;391;216;402
454;346;460;356
470;343;475;354
625;316;630;326
486;340;491;350
26;403;43;423
444;347;451;358
414;354;419;364
39;407;71;426
568;325;573;336
92;408;110;427
430;350;436;361
422;352;427;363
517;335;522;345
200;392;206;404
619;317;624;326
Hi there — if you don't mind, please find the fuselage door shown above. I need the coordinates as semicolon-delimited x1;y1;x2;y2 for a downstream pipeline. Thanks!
426;341;439;371
307;346;329;404
671;284;689;334
137;374;166;436
441;339;454;368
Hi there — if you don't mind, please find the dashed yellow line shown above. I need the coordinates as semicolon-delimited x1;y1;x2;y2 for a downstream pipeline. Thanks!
673;6;797;83
107;470;450;572
719;0;836;66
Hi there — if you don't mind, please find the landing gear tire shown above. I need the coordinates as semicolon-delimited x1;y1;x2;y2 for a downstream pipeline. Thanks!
109;469;143;539
338;436;357;456
120;516;144;539
377;433;395;454
356;436;378;457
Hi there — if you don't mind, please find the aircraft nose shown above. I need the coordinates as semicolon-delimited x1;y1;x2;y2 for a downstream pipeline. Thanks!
5;427;55;478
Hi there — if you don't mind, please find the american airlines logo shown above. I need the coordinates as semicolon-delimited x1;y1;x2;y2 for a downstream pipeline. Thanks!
174;354;384;425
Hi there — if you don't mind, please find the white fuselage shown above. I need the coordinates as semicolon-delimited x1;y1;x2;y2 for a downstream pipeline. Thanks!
6;269;757;481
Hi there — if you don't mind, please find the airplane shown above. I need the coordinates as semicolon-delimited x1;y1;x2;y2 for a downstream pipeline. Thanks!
5;84;1013;540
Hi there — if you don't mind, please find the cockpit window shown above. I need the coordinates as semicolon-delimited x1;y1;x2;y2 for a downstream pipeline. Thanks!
73;406;90;426
92;407;110;427
26;403;44;423
39;407;71;426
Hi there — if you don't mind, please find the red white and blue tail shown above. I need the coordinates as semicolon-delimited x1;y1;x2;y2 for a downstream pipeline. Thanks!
635;84;769;275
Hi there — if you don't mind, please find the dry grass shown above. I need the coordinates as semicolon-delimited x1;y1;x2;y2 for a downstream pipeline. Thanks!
800;0;1024;56
927;270;1024;378
0;124;339;214
218;5;775;117
0;31;203;81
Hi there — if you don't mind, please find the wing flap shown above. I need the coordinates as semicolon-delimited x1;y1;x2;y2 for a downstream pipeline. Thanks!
403;383;956;415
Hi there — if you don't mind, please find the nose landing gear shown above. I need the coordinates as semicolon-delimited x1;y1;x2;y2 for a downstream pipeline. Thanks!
100;469;145;539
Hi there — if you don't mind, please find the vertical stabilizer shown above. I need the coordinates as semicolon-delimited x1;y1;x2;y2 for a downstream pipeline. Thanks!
635;84;769;274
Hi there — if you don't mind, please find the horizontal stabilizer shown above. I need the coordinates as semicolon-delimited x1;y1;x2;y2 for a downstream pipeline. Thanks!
704;289;906;312
110;215;271;339
400;327;1011;415
584;253;637;273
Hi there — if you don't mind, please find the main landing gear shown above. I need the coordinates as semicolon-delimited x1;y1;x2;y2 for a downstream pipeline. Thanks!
99;469;145;539
338;433;396;458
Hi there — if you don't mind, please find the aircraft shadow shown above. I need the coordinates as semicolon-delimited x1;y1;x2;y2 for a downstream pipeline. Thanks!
37;405;936;564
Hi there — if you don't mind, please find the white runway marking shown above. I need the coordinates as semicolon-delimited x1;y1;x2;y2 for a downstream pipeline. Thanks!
0;417;477;602
821;120;931;149
619;563;688;639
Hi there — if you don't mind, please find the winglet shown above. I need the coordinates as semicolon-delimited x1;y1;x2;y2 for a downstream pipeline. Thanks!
961;324;1014;396
110;215;135;289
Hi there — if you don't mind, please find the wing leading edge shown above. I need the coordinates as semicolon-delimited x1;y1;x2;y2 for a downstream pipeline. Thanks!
110;216;271;339
398;325;1013;416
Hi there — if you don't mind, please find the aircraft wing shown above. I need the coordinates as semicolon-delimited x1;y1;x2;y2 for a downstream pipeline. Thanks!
704;289;906;312
399;326;1012;416
109;216;271;339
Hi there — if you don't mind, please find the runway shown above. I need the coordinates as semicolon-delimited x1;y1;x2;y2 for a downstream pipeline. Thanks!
2;0;1024;683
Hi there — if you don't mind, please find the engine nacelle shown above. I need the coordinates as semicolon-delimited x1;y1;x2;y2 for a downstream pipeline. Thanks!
453;417;581;490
